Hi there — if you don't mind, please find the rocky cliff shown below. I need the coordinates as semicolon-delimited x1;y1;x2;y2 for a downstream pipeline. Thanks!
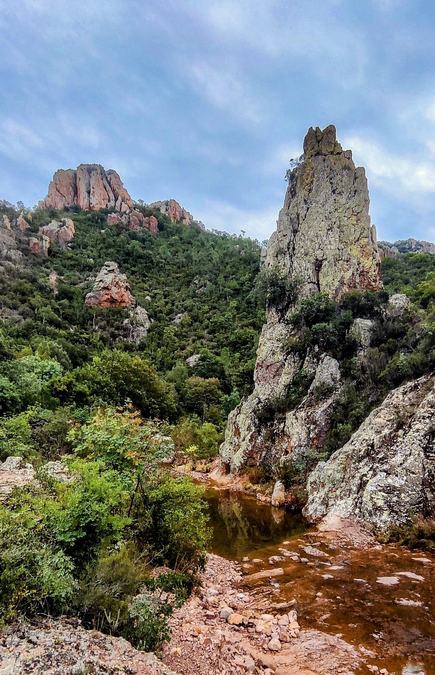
39;164;134;212
220;125;381;473
304;373;435;532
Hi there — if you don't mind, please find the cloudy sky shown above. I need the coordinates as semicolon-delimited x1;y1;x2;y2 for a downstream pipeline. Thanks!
1;0;435;242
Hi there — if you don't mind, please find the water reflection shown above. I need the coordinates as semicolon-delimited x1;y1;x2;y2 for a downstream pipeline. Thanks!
205;488;307;559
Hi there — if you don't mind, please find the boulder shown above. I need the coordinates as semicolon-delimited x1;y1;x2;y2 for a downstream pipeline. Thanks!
85;261;135;309
16;212;30;231
39;218;75;249
271;480;286;507
0;456;35;499
123;305;152;344
303;373;435;532
349;318;374;350
388;293;411;316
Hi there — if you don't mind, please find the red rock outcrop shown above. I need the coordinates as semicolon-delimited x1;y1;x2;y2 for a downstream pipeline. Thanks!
149;199;193;225
107;211;159;234
39;165;133;212
85;261;135;309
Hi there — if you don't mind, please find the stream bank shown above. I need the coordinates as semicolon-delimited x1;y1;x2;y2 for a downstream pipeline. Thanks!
163;486;434;674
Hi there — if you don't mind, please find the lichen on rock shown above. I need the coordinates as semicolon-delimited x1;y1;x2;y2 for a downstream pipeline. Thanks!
303;373;435;532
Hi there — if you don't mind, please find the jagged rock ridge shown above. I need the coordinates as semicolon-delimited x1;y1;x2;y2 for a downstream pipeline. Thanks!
379;238;435;258
220;125;381;472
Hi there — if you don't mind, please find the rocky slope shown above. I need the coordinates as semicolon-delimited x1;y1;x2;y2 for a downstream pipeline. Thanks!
304;373;435;532
220;125;381;473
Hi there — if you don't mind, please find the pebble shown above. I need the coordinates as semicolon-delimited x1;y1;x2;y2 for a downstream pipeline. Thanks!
227;612;245;626
395;598;423;607
267;637;282;651
396;571;424;582
411;556;431;564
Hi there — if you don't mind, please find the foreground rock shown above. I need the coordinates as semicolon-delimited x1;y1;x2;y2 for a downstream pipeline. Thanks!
162;553;363;674
220;125;381;473
0;619;175;674
39;164;133;212
304;373;435;532
85;261;135;308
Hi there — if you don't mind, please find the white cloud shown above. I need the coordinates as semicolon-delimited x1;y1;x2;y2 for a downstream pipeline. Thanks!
185;60;264;125
196;199;279;241
344;134;435;195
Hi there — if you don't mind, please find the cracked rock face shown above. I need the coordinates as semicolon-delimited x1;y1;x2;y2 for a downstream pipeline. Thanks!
85;261;135;309
39;164;133;212
220;125;381;473
304;374;435;532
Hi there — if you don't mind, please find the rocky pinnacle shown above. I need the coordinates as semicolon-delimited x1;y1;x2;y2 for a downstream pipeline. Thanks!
220;125;381;472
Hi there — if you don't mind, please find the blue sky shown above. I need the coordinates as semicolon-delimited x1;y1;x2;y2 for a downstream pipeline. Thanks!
1;0;435;243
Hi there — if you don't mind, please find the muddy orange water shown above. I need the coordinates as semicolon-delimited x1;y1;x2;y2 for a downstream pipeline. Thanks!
205;487;435;674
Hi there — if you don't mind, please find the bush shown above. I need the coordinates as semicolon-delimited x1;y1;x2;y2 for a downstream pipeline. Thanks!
131;475;209;568
70;408;173;475
384;517;435;553
254;267;300;312
0;505;75;622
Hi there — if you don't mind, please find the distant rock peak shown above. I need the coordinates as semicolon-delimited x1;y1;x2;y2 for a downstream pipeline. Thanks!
39;164;133;213
149;199;194;226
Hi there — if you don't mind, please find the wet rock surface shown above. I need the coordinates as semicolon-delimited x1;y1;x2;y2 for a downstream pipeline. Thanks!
161;553;364;675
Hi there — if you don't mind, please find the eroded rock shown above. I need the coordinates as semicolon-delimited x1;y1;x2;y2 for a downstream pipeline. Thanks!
85;261;135;309
149;199;193;225
39;164;133;212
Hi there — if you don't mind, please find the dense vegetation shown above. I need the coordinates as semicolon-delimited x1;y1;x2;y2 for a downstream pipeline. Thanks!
0;199;434;636
0;202;263;644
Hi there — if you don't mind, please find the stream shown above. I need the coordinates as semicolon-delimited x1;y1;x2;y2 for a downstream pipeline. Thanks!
205;487;435;674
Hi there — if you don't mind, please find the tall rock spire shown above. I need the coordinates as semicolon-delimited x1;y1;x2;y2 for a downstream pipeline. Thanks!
220;125;381;473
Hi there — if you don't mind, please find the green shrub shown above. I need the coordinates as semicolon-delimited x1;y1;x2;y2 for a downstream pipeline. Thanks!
0;505;75;622
131;475;209;568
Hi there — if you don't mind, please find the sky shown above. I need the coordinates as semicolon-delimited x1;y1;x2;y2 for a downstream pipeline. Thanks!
1;0;435;243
